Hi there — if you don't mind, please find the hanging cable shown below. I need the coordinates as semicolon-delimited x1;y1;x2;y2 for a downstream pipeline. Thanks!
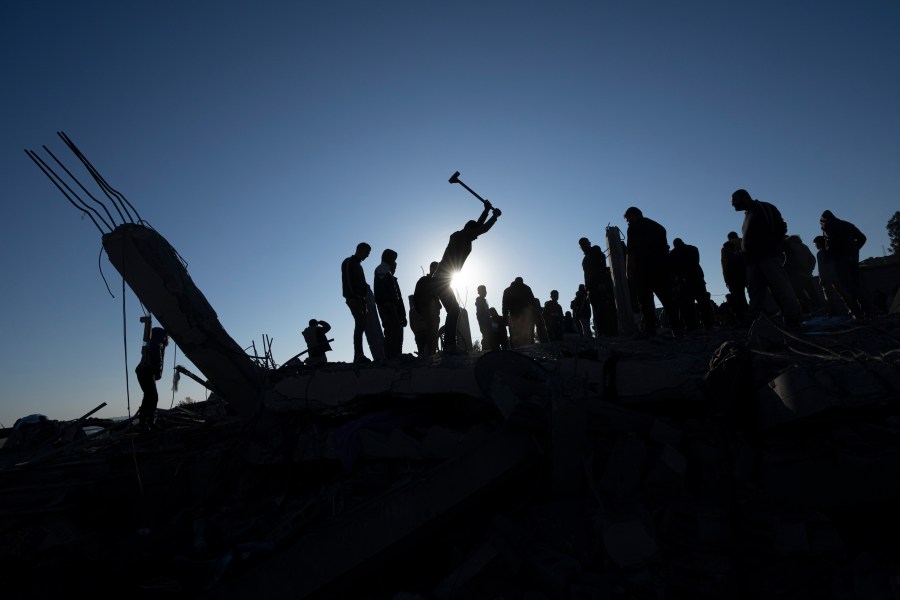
122;242;132;420
98;245;115;298
170;344;178;409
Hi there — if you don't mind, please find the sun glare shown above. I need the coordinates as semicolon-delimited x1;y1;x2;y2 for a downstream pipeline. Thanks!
451;271;466;296
450;264;483;305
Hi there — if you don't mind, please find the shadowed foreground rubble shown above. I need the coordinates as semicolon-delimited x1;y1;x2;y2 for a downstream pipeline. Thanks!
3;315;900;599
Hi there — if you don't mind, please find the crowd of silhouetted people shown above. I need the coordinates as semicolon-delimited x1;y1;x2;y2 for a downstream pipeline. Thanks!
312;188;874;364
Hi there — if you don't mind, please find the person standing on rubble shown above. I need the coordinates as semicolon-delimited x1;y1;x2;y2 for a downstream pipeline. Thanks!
730;189;803;328
543;290;564;342
301;319;332;365
820;210;867;318
578;237;617;337
135;324;168;431
475;285;495;351
341;242;373;364
571;284;592;338
812;235;845;316
433;203;501;354
489;307;509;350
373;249;407;359
721;232;749;324
503;276;536;348
412;261;441;357
669;238;716;330
623;207;683;337
783;234;822;315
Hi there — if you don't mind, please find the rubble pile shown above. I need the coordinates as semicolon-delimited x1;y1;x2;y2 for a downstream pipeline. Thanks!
2;316;900;599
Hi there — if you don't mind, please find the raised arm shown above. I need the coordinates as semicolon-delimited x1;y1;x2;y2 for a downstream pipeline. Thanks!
475;206;501;236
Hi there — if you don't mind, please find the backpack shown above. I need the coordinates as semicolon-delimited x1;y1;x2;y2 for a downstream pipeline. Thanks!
757;200;787;241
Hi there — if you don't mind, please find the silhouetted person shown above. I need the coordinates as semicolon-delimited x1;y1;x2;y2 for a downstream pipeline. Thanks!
302;319;332;365
412;261;441;357
730;189;802;327
374;249;407;359
578;237;617;336
543;290;564;342
341;242;372;364
812;235;847;316
136;326;168;431
820;210;867;317
670;238;715;330
721;233;749;324
571;284;591;338
783;234;822;314
489;307;509;350
433;203;501;353
623;207;683;337
533;297;549;343
503;277;536;348
563;310;575;335
475;285;494;351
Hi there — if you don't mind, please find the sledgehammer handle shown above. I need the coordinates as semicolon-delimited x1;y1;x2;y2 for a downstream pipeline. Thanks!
449;171;489;206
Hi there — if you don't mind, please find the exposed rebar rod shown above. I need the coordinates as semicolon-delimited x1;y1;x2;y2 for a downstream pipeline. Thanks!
42;144;120;227
25;150;107;233
58;131;140;224
57;131;133;223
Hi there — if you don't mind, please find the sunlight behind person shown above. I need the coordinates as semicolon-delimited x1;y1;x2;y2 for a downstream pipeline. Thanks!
449;255;489;307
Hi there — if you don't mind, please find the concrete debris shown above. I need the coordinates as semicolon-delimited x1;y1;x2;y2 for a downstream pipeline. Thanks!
2;315;900;599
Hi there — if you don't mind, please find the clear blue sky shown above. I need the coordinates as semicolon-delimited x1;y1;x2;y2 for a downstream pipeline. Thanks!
2;1;898;427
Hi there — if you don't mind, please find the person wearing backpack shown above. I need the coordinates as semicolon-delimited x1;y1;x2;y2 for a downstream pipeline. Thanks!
730;189;803;328
136;325;169;431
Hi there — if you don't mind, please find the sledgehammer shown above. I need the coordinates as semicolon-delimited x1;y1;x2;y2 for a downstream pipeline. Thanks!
448;171;491;207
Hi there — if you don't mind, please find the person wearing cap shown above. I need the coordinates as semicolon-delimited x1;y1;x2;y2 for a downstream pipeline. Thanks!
374;248;407;359
730;189;802;327
433;202;501;354
819;210;867;317
135;326;169;431
623;207;683;337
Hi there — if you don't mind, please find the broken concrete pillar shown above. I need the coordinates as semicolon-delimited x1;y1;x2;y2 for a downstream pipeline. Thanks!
103;224;263;418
